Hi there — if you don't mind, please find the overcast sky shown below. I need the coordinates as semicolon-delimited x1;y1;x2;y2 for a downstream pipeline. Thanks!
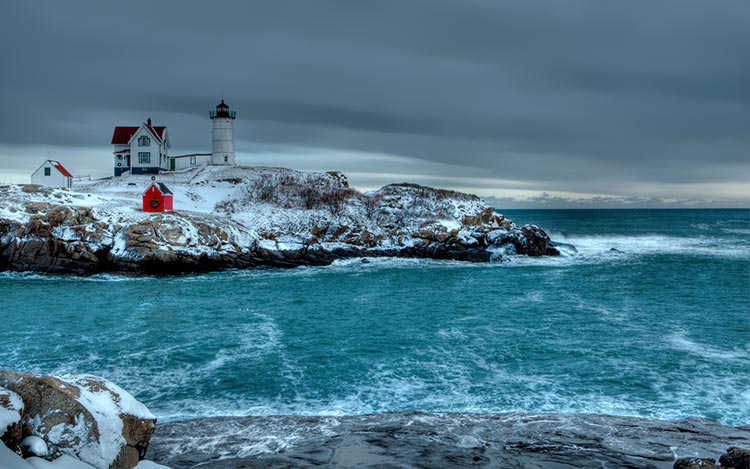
1;1;748;208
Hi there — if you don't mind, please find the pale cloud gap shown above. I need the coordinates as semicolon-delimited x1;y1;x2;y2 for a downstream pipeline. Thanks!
484;193;750;210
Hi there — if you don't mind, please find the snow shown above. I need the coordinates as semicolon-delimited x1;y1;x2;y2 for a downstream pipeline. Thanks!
20;437;48;458
133;462;171;469
25;455;95;469
47;374;154;469
436;219;461;231
0;388;23;435
257;239;277;251
0;442;34;469
1;441;170;469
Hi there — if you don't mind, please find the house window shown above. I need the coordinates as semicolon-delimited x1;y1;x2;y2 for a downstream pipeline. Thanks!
44;167;51;176
138;152;151;164
190;156;196;164
138;136;150;146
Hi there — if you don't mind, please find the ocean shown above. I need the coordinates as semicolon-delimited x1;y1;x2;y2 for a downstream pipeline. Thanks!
1;209;748;432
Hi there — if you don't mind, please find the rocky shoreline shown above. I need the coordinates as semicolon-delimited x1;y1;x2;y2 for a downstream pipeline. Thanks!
135;412;750;469
0;167;559;276
3;370;748;469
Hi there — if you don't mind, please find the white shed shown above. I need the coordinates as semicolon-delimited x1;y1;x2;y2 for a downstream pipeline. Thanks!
31;160;73;189
167;153;212;171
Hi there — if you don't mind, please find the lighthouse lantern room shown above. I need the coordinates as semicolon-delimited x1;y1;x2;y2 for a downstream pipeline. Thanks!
209;99;236;165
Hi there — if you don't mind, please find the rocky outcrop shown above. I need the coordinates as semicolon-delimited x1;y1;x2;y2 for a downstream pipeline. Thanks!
0;370;156;469
673;447;750;469
674;458;717;469
719;447;750;469
0;205;111;275
0;168;561;276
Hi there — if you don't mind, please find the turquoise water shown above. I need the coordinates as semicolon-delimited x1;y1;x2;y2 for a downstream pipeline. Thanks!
1;209;748;425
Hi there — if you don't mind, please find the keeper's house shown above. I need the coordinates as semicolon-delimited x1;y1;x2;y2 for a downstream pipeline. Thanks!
111;118;170;176
31;159;73;188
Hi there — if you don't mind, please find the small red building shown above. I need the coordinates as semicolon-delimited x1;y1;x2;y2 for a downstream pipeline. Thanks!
142;182;173;212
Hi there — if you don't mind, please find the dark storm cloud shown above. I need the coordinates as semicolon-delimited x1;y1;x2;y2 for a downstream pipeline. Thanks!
0;0;748;203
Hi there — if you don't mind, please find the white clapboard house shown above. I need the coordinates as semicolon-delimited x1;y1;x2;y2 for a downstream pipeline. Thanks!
31;160;74;188
111;118;170;176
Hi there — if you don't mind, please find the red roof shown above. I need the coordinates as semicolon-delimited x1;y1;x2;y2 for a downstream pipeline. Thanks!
48;160;73;178
111;124;166;144
145;124;166;143
111;126;139;144
142;182;173;196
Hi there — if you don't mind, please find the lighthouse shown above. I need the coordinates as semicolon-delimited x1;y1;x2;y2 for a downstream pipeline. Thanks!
209;99;236;165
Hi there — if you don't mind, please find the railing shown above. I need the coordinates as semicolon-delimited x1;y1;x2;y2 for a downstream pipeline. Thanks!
189;162;210;182
209;110;236;119
162;162;210;184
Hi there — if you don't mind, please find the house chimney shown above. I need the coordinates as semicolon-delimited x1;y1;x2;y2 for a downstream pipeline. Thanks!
147;118;152;126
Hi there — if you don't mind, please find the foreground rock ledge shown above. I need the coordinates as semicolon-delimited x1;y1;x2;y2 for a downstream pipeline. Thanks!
0;167;559;275
148;412;750;469
0;370;156;469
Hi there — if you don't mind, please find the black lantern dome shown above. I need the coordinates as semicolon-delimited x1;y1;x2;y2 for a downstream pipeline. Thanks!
210;99;236;119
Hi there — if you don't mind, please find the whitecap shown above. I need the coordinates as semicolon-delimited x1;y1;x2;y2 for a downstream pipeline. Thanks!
666;331;750;364
546;233;749;263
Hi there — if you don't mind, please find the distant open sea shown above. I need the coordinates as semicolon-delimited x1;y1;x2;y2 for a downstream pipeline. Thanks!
1;209;748;426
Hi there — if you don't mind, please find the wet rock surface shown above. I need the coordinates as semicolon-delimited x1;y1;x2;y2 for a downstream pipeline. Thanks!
148;412;750;469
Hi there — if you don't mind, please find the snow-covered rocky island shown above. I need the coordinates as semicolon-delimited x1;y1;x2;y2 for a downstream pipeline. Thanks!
0;166;559;275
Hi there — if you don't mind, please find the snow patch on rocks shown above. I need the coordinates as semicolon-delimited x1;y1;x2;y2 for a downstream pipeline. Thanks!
0;388;23;434
60;375;155;422
0;371;157;469
20;436;48;457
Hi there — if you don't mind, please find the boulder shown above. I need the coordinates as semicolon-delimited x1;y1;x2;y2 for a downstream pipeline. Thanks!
513;224;560;256
673;458;717;469
720;447;750;469
20;435;48;458
0;370;156;469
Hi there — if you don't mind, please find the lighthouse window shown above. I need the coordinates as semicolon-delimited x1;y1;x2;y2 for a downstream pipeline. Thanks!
44;167;51;176
138;152;151;164
224;156;228;162
138;136;150;147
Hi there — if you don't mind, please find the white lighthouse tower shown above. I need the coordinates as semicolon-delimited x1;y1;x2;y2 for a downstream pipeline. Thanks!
209;99;236;165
